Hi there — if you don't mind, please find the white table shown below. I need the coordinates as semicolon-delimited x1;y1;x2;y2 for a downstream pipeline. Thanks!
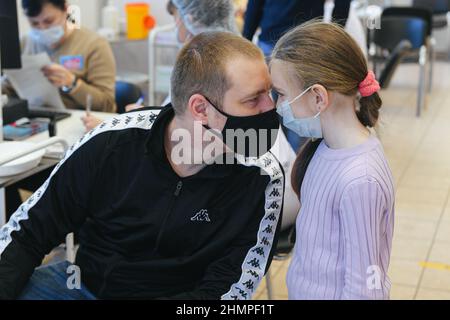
0;110;114;226
26;110;112;146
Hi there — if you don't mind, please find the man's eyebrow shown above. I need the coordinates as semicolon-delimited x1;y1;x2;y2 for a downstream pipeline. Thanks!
242;87;273;100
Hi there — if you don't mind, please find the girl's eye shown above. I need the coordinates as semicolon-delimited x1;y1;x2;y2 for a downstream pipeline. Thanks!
272;90;283;97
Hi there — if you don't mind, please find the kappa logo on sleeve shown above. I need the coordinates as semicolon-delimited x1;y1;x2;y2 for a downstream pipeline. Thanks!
190;209;211;223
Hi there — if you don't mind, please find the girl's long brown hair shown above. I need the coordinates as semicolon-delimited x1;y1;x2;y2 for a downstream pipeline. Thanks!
272;21;382;198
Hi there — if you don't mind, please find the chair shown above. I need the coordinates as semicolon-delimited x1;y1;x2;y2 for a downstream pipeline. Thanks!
370;16;429;117
115;81;143;114
378;40;413;89
413;0;450;60
382;7;435;92
265;224;295;300
413;0;449;29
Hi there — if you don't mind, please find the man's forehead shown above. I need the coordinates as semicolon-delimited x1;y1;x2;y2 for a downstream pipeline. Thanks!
225;56;272;96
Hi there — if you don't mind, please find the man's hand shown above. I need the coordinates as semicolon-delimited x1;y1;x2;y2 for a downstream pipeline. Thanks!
42;64;76;88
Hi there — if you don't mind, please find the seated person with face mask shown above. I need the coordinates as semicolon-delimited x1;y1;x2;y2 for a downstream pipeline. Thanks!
2;0;117;220
0;31;285;300
2;0;116;112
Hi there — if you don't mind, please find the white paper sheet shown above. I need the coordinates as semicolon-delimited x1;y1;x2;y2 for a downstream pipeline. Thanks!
4;53;66;110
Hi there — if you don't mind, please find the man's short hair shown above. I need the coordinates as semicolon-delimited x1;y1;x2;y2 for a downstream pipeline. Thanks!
170;31;264;115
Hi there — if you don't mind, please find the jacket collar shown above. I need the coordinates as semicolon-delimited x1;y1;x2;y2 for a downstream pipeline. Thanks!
143;105;235;180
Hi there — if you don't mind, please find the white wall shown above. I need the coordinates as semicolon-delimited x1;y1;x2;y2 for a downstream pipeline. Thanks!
70;0;102;30
17;0;173;37
115;0;173;26
17;0;29;37
17;0;101;36
390;0;412;5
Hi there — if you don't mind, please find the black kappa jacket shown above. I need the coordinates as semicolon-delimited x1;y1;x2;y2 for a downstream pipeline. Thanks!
0;106;285;300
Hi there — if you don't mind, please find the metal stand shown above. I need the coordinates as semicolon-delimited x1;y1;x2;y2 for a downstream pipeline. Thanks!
417;45;428;117
428;38;435;93
148;24;177;106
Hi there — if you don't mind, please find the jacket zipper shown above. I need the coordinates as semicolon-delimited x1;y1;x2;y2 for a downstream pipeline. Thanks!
98;183;183;296
154;181;183;252
98;254;122;298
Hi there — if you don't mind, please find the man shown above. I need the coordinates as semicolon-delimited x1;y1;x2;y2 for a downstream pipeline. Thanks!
81;0;300;232
0;32;284;300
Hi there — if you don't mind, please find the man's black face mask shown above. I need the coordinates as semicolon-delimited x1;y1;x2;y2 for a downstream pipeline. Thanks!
202;96;280;158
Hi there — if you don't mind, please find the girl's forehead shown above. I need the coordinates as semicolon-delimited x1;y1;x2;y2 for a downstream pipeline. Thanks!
271;60;302;89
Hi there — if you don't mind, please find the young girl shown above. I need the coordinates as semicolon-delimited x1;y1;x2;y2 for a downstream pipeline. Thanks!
270;22;395;300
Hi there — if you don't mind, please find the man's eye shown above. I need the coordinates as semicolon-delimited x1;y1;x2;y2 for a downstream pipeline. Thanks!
246;97;258;104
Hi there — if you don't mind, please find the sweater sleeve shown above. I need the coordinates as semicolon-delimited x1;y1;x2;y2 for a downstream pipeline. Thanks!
242;0;266;41
339;179;390;300
68;38;116;113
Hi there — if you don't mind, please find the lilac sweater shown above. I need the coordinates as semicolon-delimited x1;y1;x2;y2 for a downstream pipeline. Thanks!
286;136;395;300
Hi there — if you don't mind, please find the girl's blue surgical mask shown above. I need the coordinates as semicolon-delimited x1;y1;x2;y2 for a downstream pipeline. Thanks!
276;86;323;139
29;24;65;47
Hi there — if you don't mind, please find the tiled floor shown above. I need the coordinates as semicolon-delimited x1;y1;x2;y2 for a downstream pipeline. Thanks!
255;61;450;300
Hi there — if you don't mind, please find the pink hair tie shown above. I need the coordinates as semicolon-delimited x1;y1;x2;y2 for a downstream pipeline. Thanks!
358;71;380;98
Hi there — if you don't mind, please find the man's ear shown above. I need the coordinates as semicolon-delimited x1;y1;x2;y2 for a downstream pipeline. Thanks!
311;84;330;113
187;94;209;124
